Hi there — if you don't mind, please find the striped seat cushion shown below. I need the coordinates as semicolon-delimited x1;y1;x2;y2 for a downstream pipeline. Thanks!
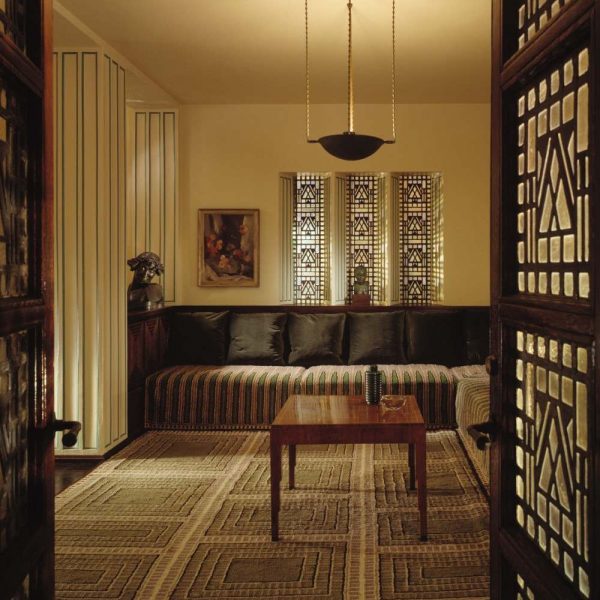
145;365;305;430
455;376;490;487
299;364;456;428
451;364;488;379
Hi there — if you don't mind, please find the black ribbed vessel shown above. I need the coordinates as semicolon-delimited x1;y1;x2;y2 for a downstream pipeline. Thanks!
364;365;382;405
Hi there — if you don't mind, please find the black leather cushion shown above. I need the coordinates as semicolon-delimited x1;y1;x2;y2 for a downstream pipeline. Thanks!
168;311;229;365
348;311;406;365
405;310;463;366
462;308;490;364
287;313;346;366
227;313;287;365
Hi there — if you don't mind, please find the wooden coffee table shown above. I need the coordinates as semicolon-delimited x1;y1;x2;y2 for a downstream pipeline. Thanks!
270;394;427;541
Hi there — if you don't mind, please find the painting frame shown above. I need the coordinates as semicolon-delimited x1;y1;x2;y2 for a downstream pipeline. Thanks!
198;208;260;287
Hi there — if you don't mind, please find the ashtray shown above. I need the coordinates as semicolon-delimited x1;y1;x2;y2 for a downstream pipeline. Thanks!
381;395;407;411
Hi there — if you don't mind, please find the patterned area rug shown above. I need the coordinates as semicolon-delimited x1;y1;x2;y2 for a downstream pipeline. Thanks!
55;431;490;599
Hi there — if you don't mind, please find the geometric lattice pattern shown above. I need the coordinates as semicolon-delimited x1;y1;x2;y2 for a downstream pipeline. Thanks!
55;430;489;599
517;0;577;50
513;328;591;598
0;331;29;553
517;572;536;600
516;46;590;301
0;73;29;298
345;174;385;303
0;1;27;54
292;174;329;304
394;173;443;305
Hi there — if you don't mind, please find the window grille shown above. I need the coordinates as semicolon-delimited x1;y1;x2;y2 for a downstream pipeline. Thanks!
280;171;442;306
292;174;330;304
345;174;385;303
393;173;443;305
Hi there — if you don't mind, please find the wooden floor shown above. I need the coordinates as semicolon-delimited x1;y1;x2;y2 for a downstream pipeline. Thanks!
54;460;99;495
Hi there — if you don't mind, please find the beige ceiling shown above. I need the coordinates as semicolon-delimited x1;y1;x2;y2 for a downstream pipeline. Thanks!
55;0;491;105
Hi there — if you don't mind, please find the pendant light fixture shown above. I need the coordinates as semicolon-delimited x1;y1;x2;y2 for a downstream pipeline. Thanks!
305;0;396;161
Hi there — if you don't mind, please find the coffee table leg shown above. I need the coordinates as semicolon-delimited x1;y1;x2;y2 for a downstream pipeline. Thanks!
289;444;296;490
416;432;427;541
408;443;416;490
270;433;282;541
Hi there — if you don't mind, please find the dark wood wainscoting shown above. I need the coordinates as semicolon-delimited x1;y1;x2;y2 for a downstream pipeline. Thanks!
128;307;171;438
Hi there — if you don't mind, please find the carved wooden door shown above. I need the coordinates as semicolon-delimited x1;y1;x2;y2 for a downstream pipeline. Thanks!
0;0;55;598
490;0;598;598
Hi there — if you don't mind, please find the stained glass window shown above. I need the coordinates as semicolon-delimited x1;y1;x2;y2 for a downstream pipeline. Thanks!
345;174;385;304
515;46;590;301
512;327;590;598
292;174;330;304
0;72;29;298
393;173;443;305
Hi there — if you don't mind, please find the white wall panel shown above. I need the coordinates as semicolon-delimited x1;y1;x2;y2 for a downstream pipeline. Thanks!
54;49;127;455
128;110;178;302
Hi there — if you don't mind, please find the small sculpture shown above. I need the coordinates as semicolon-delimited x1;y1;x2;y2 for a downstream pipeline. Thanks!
351;265;371;305
127;252;165;310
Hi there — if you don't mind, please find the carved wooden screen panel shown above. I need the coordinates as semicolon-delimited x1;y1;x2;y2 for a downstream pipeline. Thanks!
345;174;384;303
394;173;443;305
293;174;329;304
510;326;591;598
515;45;590;301
516;572;536;599
517;0;579;50
0;73;29;299
0;331;29;554
0;1;27;54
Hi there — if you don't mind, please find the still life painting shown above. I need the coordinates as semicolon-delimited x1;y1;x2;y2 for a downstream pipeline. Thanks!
198;209;259;286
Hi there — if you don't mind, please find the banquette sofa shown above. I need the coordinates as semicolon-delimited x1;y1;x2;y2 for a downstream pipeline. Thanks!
128;306;491;481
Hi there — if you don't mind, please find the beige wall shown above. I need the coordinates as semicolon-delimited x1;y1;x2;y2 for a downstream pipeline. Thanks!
179;103;490;306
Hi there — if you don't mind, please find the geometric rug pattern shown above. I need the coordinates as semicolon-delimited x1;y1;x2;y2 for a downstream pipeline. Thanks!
55;431;489;599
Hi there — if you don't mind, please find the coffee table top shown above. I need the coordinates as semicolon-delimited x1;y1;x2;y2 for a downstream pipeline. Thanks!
273;395;423;427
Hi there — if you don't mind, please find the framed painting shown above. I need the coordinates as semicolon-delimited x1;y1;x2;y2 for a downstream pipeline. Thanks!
198;209;259;286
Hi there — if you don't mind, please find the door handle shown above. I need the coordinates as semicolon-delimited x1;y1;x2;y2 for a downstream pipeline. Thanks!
467;420;499;450
485;354;498;376
51;414;82;448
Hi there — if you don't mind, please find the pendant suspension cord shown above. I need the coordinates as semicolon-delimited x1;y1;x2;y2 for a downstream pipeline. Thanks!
305;0;312;141
347;1;354;133
390;0;396;141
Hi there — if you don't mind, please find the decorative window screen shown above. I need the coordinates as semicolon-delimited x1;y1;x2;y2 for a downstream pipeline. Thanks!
515;46;590;301
292;174;330;304
0;1;27;54
345;174;385;304
512;327;591;598
517;0;578;51
516;572;536;600
0;330;29;553
0;74;29;299
393;173;443;305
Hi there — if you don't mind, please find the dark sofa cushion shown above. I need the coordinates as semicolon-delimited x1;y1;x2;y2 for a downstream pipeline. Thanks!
227;313;287;365
168;311;229;365
288;313;345;366
462;308;490;364
406;310;463;367
348;311;406;364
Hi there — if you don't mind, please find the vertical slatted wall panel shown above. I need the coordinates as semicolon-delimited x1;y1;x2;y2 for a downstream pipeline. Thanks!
53;49;127;455
128;110;178;302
